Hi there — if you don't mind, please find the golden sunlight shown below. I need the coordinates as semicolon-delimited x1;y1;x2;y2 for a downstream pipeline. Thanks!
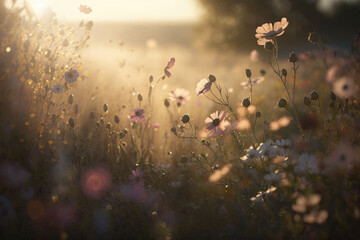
17;0;201;22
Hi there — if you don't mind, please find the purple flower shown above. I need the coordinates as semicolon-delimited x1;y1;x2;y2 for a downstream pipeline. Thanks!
130;109;145;123
204;111;229;138
65;69;79;83
196;78;212;95
129;168;144;189
164;57;175;77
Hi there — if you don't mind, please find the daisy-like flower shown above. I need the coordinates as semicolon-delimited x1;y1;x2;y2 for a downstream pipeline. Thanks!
240;76;265;89
130;109;145;123
164;57;175;77
332;76;357;99
51;84;64;94
323;142;358;175
196;78;212;95
255;18;289;45
65;69;79;83
204;111;229;138
294;153;319;174
169;88;191;105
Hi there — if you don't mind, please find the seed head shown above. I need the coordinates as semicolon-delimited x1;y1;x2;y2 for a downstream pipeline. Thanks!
181;114;190;124
278;98;287;108
208;74;216;82
310;90;319;100
242;98;251;108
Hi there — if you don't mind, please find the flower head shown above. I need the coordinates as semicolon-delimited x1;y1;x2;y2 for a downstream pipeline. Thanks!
255;18;289;45
169;88;191;105
164;57;175;77
196;78;212;95
130;109;145;123
65;69;79;83
50;84;64;94
204;111;229;138
332;76;357;99
81;167;112;199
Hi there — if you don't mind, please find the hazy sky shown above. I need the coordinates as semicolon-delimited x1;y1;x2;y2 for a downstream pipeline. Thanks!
18;0;201;22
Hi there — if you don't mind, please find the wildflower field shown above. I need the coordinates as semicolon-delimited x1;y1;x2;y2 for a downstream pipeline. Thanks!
1;1;360;240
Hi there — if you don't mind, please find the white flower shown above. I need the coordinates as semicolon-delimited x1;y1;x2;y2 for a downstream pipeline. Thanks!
255;18;289;45
50;84;64;94
294;153;319;174
332;76;357;99
257;141;278;159
241;145;260;162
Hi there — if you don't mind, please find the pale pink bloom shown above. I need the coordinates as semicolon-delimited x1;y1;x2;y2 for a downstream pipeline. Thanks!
81;167;112;199
250;50;259;62
169;88;191;105
65;69;79;83
196;78;212;95
332;76;357;99
270;116;291;131
164;57;175;77
205;111;229;137
326;65;342;83
130;109;145;123
255;18;289;45
240;76;265;89
236;119;251;131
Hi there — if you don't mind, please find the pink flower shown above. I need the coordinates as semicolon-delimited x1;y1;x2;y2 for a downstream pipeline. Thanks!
130;109;145;123
129;168;144;190
169;88;191;105
196;78;212;96
164;57;175;77
205;111;229;138
81;167;112;199
255;18;289;45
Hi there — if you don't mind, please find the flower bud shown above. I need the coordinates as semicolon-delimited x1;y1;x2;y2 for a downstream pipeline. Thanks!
256;112;261;118
264;41;274;51
68;118;75;128
171;127;177;134
289;52;298;63
106;122;112;129
149;75;154;83
68;94;74;104
114;115;120;123
245;69;252;78
181;114;190;124
304;96;311;106
164;99;170;107
310;90;319;100
278;98;287;108
330;92;336;101
208;74;216;82
137;93;143;102
260;69;266;76
282;69;287;77
242;98;251;108
103;104;108;112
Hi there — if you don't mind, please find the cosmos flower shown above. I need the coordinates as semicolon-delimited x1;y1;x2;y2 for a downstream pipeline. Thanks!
323;142;358;175
50;84;64;94
255;18;289;45
169;88;191;105
81;167;112;199
332;76;357;99
130;109;145;123
196;78;212;95
204;111;229;138
240;76;265;89
294;153;319;174
79;5;92;14
164;57;175;77
65;69;79;83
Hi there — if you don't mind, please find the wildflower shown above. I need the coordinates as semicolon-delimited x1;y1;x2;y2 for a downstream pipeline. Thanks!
181;114;190;124
51;84;64;94
242;98;251;108
196;78;212;96
288;52;298;63
332;76;357;99
240;76;265;89
236;119;251;131
169;88;191;105
204;111;229;138
282;69;287;77
294;153;319;174
209;164;232;182
310;90;319;100
269;116;291;131
257;141;279;159
65;69;79;83
208;74;217;82
264;41;274;51
129;168;144;189
164;57;175;77
81;167;112;199
79;5;92;14
114;115;120;123
323;142;358;175
245;69;252;78
164;98;170;107
326;65;342;83
130;109;145;123
241;145;261;162
255;17;289;45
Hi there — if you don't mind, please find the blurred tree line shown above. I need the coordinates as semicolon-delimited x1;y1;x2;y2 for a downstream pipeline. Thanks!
196;0;360;50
